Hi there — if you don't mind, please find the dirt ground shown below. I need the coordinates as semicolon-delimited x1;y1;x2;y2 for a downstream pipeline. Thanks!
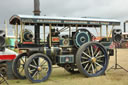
5;49;128;85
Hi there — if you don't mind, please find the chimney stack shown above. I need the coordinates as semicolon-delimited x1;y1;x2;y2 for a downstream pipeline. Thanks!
33;0;41;16
33;0;41;44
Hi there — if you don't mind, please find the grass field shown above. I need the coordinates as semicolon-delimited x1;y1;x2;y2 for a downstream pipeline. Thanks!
5;49;128;85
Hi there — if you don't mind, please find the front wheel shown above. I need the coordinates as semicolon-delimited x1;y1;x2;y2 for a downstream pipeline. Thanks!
24;53;52;83
76;42;109;77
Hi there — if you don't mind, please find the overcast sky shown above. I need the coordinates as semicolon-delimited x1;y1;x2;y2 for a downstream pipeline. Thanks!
0;0;128;29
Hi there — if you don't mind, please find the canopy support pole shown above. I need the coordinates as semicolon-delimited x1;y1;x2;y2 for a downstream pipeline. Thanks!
16;23;18;42
76;24;78;31
69;25;71;37
100;26;102;37
109;25;114;37
43;24;45;43
20;22;23;43
106;25;108;41
49;24;52;47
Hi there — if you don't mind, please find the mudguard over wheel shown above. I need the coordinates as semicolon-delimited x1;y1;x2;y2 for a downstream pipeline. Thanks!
76;42;109;77
12;53;28;79
24;53;52;83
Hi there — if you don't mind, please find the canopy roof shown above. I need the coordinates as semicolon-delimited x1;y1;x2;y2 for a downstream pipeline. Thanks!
10;15;120;27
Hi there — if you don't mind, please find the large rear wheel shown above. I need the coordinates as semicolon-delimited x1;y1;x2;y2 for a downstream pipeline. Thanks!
24;53;52;83
76;42;109;77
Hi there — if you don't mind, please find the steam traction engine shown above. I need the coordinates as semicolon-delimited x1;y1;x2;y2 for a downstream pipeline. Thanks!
10;15;120;83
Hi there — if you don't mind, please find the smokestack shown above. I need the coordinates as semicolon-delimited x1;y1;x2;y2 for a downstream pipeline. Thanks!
33;0;41;44
33;0;41;16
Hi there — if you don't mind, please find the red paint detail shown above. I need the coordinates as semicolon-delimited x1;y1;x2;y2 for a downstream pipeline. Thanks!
93;37;102;41
52;37;59;42
0;55;16;60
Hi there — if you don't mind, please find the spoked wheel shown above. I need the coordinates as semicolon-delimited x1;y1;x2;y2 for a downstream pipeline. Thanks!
12;53;28;79
76;42;109;77
24;53;52;83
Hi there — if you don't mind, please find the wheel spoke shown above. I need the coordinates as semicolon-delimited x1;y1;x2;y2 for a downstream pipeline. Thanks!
91;46;94;57
96;59;103;63
40;60;47;67
96;55;104;59
94;63;97;72
18;66;23;71
38;58;41;66
95;62;103;68
29;64;38;69
17;64;23;68
33;59;38;66
28;68;36;74
81;61;89;64
95;51;100;58
29;69;36;73
39;59;45;66
81;57;88;60
36;72;38;80
83;52;91;58
84;63;89;70
38;72;41;79
32;71;38;78
20;67;24;73
91;64;95;74
37;72;41;80
87;47;91;56
20;58;25;64
87;63;92;73
93;47;98;56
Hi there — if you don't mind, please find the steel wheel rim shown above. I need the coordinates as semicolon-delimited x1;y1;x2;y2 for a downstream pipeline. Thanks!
80;43;107;75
